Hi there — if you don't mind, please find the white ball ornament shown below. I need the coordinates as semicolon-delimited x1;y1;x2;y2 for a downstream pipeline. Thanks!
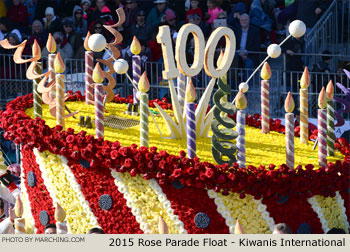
267;44;281;58
239;82;249;93
113;59;129;74
88;34;107;52
289;20;306;38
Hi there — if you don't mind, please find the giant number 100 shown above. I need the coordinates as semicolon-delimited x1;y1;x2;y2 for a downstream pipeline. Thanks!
156;24;236;79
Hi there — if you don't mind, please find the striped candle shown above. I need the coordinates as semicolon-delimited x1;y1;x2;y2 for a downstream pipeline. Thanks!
177;73;186;112
95;84;104;138
284;92;295;169
300;67;310;144
56;221;68;234
326;80;335;156
14;218;26;234
140;92;149;147
186;79;197;158
56;73;65;129
33;62;42;118
261;80;270;133
85;51;94;104
318;87;327;167
236;110;246;168
132;55;141;104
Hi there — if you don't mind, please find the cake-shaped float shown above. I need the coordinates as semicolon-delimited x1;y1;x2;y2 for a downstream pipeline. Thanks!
0;9;349;234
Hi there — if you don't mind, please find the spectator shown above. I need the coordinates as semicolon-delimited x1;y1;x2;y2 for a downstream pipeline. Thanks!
87;227;104;234
185;0;203;23
44;223;57;234
233;14;260;69
90;20;106;59
188;13;202;26
62;17;84;59
0;0;6;19
0;17;22;42
6;0;28;29
294;0;328;30
89;0;114;26
206;0;223;25
227;2;247;30
71;5;88;36
249;0;273;46
272;223;293;234
23;0;37;25
311;50;333;93
123;0;140;31
23;19;48;56
43;7;62;34
163;9;178;38
42;32;74;62
81;0;92;21
146;0;170;28
205;11;231;38
129;10;153;45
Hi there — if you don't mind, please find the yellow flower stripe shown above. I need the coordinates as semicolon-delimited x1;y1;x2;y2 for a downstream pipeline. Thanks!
26;102;344;168
117;172;182;234
20;161;35;234
34;149;99;234
216;192;272;234
315;194;348;232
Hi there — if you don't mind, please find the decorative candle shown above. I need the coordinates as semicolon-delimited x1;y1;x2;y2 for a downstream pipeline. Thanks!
46;33;56;87
318;87;327;167
84;32;94;105
284;92;295;169
139;72;150;147
14;195;25;234
326;80;335;156
54;52;66;129
234;219;245;234
235;90;247;168
32;40;42;118
300;67;310;144
260;62;271;134
55;202;68;234
93;63;105;138
131;36;141;105
177;73;186;113
186;79;196;158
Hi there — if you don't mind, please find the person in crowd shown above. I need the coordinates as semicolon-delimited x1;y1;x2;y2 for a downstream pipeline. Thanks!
43;7;62;34
205;11;232;38
81;0;92;21
0;0;7;19
106;0;123;20
187;13;202;27
0;17;22;42
272;223;293;234
90;20;106;59
61;17;84;59
0;205;15;234
233;13;260;69
206;0;223;25
311;50;333;93
294;0;328;30
71;5;88;36
162;9;178;38
6;0;28;28
23;19;48;56
185;0;203;23
42;31;74;61
123;0;140;32
44;223;57;234
146;0;170;28
23;0;38;25
227;1;247;31
129;10;153;45
87;227;105;234
89;0;114;26
326;228;346;234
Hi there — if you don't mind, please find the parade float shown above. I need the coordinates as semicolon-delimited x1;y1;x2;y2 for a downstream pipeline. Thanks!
0;8;349;234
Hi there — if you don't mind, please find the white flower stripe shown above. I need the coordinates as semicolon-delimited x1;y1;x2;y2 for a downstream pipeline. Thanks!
335;191;349;233
307;196;329;233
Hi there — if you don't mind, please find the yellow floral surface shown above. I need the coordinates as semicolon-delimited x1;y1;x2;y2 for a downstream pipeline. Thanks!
26;102;344;168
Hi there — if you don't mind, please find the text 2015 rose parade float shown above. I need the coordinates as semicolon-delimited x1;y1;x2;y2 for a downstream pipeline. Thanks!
0;8;349;234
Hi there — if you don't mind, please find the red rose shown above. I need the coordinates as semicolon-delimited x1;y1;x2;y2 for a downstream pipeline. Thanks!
205;168;214;178
172;168;182;178
66;135;75;143
110;150;119;160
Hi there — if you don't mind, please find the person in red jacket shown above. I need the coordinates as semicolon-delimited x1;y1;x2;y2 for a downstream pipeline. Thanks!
6;0;28;28
185;0;203;23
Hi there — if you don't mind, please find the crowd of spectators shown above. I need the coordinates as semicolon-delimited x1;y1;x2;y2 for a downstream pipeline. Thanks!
0;0;331;67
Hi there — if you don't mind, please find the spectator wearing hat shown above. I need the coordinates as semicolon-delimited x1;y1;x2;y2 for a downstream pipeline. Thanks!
81;0;92;21
160;9;178;39
42;32;74;62
6;0;29;28
227;2;247;31
23;19;48;56
188;13;202;26
146;0;171;28
43;6;62;34
129;10;153;45
89;20;107;60
62;17;84;59
123;0;140;32
71;5;88;36
185;0;203;23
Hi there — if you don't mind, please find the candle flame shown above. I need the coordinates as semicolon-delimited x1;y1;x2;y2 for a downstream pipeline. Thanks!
326;80;334;100
15;195;23;218
84;31;91;51
284;92;295;113
158;216;169;234
217;50;224;68
54;52;65;73
138;72;150;92
130;36;141;55
92;63;104;83
318;87;327;109
46;33;57;53
235;90;247;109
260;62;271;80
55;202;66;222
300;67;310;88
32;39;41;60
234;219;245;234
186;79;196;102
